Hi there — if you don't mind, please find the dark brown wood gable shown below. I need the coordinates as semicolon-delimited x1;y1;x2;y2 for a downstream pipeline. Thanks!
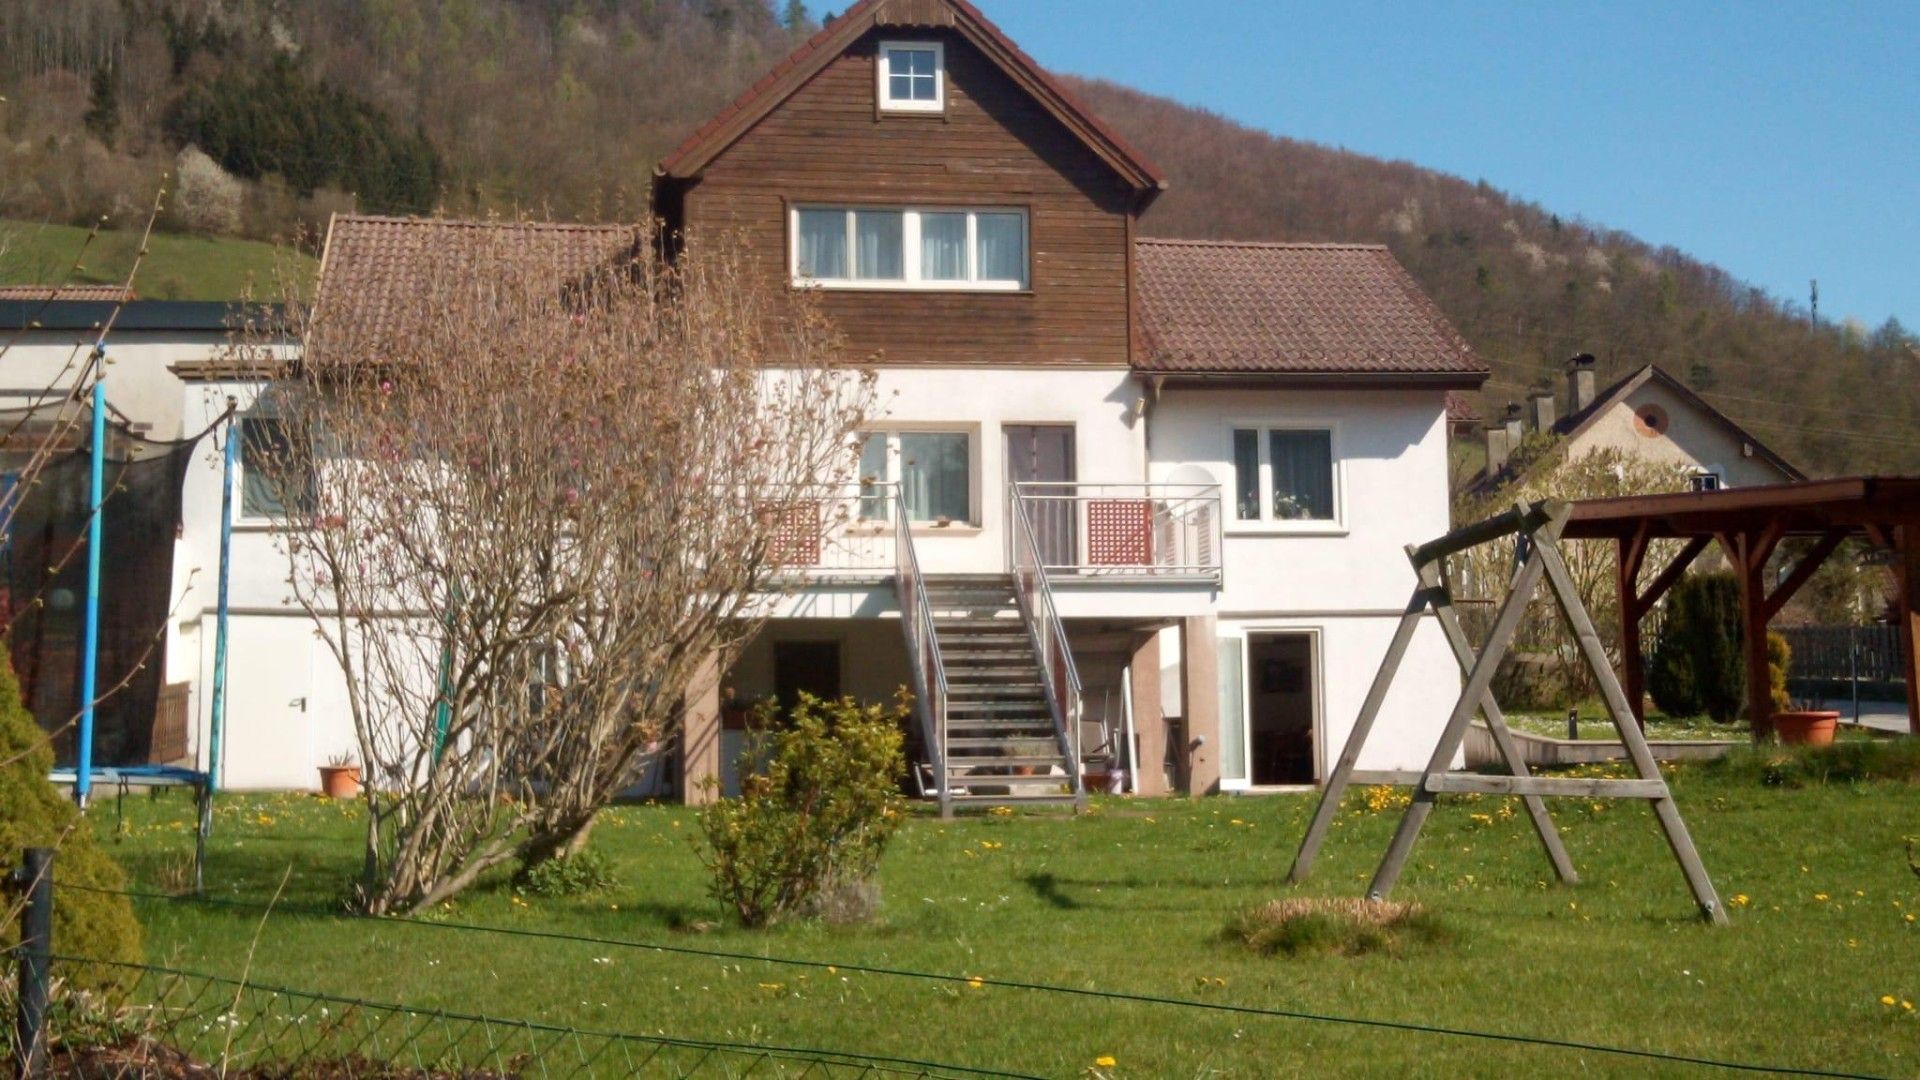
655;0;1163;196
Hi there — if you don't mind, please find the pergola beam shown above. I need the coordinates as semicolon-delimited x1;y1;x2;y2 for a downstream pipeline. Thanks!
1900;523;1920;737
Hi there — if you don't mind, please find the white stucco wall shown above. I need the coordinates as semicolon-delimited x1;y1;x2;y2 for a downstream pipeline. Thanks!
1146;387;1462;781
0;332;221;438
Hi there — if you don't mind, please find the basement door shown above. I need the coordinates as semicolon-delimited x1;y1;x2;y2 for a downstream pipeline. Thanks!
1219;630;1320;789
1004;425;1076;569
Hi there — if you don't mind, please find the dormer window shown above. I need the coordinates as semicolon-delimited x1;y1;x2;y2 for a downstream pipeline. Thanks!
878;41;944;113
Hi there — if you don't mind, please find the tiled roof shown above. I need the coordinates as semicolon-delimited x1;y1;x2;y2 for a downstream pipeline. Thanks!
1133;239;1488;380
0;284;135;302
1445;391;1481;424
310;215;641;359
657;0;1163;191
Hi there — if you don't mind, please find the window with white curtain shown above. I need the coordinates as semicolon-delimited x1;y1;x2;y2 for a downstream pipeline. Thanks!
857;430;972;524
790;206;1027;290
1229;426;1338;524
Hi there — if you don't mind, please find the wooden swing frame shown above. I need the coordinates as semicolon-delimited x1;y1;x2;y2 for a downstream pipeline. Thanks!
1287;499;1727;925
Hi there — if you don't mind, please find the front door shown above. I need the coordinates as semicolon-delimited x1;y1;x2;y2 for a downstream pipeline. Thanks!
773;640;841;713
1246;633;1318;786
1004;425;1076;568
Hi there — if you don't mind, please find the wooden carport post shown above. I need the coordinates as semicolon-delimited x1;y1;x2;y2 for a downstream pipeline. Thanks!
1617;531;1712;727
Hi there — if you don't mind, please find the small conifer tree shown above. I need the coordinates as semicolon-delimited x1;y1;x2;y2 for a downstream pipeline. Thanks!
0;653;142;990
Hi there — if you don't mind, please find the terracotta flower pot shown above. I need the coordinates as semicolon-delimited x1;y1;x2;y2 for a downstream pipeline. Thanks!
1771;711;1840;747
318;765;362;799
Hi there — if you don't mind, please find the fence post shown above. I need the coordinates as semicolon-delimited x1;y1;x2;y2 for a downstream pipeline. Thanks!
11;847;52;1079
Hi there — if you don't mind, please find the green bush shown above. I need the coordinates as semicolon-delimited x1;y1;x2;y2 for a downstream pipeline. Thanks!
0;654;142;990
695;694;907;928
1705;739;1920;788
514;847;618;898
1648;572;1744;722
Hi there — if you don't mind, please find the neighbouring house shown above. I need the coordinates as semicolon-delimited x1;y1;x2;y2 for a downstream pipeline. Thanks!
144;0;1489;802
0;298;276;776
1474;354;1805;494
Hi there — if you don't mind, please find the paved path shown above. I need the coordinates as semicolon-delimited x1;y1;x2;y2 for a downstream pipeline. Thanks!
1812;697;1914;735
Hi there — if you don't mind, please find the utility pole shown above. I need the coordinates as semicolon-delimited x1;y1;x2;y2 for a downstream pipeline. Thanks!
1810;279;1819;326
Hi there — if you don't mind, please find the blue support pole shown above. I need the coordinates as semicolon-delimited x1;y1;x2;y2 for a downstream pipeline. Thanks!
74;378;106;808
208;417;239;794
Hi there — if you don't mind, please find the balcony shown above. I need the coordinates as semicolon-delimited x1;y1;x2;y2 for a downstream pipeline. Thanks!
758;481;1223;585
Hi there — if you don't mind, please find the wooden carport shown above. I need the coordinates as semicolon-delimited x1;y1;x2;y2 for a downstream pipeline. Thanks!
1563;477;1920;737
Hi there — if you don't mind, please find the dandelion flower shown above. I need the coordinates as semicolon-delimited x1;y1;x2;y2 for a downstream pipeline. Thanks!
1814;893;1829;902
967;976;985;989
1094;1055;1117;1067
1884;995;1898;1006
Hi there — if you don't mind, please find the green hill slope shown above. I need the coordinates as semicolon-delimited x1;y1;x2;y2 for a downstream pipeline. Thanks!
0;221;313;301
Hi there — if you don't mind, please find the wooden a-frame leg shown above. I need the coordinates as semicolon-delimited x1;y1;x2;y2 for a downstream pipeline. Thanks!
1368;535;1550;901
1288;581;1430;884
1417;559;1579;885
1535;540;1727;925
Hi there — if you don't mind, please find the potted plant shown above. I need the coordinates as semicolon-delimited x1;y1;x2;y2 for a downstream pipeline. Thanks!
1766;632;1839;746
1005;737;1059;777
318;750;361;798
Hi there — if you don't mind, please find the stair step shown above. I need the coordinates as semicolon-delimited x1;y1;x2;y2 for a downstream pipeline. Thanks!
945;662;1041;676
948;702;1050;717
934;617;1027;631
947;682;1045;697
947;736;1061;751
946;773;1072;788
945;718;1057;734
943;794;1080;807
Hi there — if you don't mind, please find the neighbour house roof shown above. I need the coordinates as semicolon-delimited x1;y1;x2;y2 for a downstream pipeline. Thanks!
308;214;643;361
0;285;136;302
1445;391;1481;425
1132;239;1490;384
655;0;1165;194
0;299;272;333
1474;363;1805;492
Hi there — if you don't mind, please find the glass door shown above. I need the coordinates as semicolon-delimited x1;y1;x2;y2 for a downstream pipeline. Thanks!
1004;425;1076;568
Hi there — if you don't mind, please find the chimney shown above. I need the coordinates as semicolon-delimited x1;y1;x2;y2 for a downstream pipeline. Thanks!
1503;402;1525;450
1528;389;1556;434
1485;424;1510;474
1568;353;1598;414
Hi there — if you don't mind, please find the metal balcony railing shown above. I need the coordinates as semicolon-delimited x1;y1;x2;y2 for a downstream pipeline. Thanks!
1009;482;1223;582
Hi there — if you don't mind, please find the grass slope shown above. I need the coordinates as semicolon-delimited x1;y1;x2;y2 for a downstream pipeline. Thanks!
100;760;1919;1078
0;221;313;301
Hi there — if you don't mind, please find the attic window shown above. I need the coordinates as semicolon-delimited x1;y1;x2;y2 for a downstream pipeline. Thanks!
878;42;944;112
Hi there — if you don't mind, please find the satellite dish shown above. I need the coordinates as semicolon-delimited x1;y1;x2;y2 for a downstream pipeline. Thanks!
1163;464;1215;488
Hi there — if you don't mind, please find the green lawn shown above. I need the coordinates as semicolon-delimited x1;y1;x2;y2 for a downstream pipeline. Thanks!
0;220;314;301
89;752;1920;1078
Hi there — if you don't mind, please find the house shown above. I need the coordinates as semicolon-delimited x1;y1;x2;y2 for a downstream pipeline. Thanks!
155;0;1487;803
1476;354;1804;493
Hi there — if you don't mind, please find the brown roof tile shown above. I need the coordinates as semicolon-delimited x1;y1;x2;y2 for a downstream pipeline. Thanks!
1445;391;1481;424
310;214;641;359
0;284;136;302
1133;238;1488;380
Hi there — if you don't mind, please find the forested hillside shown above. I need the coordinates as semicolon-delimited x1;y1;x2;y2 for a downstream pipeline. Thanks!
3;0;1915;475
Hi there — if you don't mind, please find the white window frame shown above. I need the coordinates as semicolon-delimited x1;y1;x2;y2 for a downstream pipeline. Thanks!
1224;421;1345;535
877;40;945;113
858;426;979;527
790;205;1029;292
1690;468;1725;493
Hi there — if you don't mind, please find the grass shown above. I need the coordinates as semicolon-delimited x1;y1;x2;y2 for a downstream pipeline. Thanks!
89;749;1920;1078
0;220;315;301
1224;897;1443;957
1506;707;1733;742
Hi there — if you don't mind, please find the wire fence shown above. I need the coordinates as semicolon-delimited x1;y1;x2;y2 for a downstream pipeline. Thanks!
24;952;1042;1080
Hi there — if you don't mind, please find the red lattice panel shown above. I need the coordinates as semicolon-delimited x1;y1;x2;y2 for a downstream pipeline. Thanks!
1087;499;1154;566
761;500;822;567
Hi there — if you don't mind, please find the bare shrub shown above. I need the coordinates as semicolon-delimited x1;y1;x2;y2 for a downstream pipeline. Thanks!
237;220;873;915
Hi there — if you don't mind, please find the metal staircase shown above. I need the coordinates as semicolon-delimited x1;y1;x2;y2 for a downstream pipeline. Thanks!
893;493;1084;816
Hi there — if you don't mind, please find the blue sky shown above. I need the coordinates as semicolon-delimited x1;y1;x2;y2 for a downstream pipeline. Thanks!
818;1;1920;330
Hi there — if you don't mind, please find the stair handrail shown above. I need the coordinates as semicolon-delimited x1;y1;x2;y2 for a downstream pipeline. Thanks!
893;485;949;811
1007;484;1085;806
